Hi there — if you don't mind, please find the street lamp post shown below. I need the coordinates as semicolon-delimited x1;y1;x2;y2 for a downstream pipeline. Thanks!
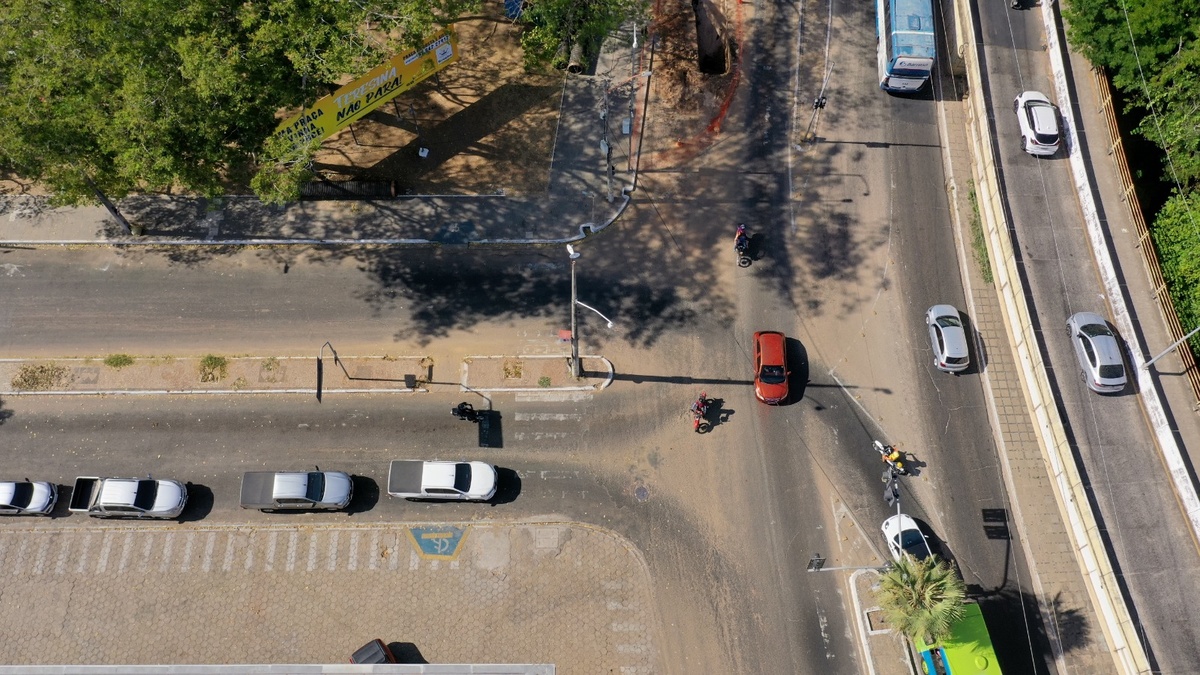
566;244;616;378
1143;324;1200;370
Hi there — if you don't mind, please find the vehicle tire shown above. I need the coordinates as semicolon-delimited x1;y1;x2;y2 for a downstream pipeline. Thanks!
1021;137;1028;153
696;421;711;434
738;255;752;268
1012;98;1019;114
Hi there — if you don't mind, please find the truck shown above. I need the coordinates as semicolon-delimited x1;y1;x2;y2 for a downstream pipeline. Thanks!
68;476;187;519
387;460;497;501
240;470;353;511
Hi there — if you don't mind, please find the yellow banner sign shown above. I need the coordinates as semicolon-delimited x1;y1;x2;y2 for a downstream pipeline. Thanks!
275;30;460;147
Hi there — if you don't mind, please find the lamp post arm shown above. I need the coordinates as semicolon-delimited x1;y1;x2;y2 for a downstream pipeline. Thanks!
574;300;616;328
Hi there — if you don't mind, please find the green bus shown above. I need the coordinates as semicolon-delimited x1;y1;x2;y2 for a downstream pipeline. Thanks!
915;602;1003;675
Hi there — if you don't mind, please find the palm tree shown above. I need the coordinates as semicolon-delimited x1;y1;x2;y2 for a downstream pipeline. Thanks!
876;555;967;644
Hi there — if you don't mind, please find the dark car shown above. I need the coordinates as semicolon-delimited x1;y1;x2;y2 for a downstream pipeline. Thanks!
753;331;789;404
350;639;396;664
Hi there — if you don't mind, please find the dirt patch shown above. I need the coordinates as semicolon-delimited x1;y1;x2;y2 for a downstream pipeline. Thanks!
311;4;564;196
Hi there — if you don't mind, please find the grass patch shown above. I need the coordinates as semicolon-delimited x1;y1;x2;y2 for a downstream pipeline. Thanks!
503;360;524;379
104;354;135;369
538;376;552;387
12;363;71;391
199;354;229;383
967;180;994;284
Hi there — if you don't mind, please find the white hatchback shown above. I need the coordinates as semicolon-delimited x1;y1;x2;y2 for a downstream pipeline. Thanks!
1014;91;1062;157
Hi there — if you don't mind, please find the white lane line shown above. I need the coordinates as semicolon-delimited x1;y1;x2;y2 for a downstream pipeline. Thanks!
348;531;359;571
159;533;175;573
140;533;154;572
33;538;50;575
327;531;339;571
513;412;583;421
512;432;571;441
12;538;28;575
180;532;195;572
95;532;113;574
55;535;72;575
118;533;133;573
266;531;277;572
222;533;235;572
287;531;297;572
202;532;216;572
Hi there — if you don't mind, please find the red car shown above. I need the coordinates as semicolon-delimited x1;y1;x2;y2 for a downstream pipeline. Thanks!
753;331;789;404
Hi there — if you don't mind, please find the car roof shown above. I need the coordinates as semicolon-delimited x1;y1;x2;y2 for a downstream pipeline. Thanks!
0;482;18;504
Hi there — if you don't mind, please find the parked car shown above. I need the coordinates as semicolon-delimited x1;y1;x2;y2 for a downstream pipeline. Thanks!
1067;312;1128;393
240;471;354;511
350;639;396;664
926;305;970;373
882;514;934;562
387;460;497;501
753;331;789;404
0;480;57;516
1013;91;1061;156
69;476;187;519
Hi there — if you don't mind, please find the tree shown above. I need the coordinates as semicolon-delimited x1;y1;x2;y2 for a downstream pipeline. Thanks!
876;555;967;644
1150;189;1200;354
1062;0;1200;94
1133;39;1200;187
0;0;477;205
519;0;648;69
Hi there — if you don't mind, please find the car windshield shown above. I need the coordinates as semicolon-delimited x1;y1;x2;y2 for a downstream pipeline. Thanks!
305;472;326;502
1080;323;1113;338
132;480;158;511
935;315;962;329
899;531;929;559
759;366;787;384
8;483;33;508
454;463;472;493
1099;364;1125;379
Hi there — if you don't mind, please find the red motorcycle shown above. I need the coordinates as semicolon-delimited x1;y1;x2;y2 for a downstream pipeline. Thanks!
691;392;710;433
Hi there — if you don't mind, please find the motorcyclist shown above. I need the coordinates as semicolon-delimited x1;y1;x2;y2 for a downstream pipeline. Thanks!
691;396;707;416
883;446;902;464
734;224;750;253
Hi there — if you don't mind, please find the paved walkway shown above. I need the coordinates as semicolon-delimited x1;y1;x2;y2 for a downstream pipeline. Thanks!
0;521;655;672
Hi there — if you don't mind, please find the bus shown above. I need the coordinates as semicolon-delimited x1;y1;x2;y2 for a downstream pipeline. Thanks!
914;602;1003;675
877;0;936;93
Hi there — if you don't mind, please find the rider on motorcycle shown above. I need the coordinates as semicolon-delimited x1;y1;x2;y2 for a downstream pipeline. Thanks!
734;224;750;253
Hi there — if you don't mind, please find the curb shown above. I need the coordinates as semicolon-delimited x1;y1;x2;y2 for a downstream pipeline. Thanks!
460;354;615;393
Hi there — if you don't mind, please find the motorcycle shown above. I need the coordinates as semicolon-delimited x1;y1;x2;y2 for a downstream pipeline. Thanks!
691;392;710;433
874;440;909;476
734;224;752;268
451;401;479;423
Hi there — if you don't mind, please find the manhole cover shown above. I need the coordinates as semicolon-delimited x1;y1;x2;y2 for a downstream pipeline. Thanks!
635;485;649;502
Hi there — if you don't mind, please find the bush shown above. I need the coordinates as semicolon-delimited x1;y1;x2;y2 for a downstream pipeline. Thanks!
104;354;135;369
199;355;229;383
12;363;71;391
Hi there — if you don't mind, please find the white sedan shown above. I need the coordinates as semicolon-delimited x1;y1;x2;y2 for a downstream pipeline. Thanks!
0;481;58;516
882;514;934;562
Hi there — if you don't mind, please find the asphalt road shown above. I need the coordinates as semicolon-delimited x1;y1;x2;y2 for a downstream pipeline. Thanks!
981;2;1200;671
0;3;1111;675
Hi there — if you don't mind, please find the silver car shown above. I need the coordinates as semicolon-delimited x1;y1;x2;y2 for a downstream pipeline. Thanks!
0;481;57;515
1067;312;1127;393
1014;91;1061;157
926;304;970;373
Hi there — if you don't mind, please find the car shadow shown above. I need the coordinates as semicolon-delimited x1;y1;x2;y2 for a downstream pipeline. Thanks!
785;337;811;403
179;483;214;522
346;475;380;514
490;467;521;505
388;642;428;664
959;311;987;375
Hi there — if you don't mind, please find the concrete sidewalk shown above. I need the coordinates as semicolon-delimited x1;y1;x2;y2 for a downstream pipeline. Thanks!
0;24;644;248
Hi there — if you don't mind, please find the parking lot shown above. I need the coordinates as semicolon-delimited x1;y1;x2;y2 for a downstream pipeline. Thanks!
0;521;658;672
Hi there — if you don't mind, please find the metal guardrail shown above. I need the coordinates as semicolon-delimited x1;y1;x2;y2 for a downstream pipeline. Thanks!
1091;67;1200;409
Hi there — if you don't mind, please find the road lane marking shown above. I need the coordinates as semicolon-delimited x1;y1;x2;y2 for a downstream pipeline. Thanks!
265;531;277;572
243;534;253;571
514;412;583;421
222;533;235;571
140;533;154;572
202;531;216;572
348;531;359;571
327;531;339;571
180;531;195;572
96;531;114;574
118;532;133;573
307;532;318;571
287;531;297;572
369;530;380;570
158;532;173;573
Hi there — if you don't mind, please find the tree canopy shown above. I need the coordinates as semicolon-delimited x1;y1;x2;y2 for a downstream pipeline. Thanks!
519;0;647;69
0;0;477;204
876;556;966;644
1064;0;1200;354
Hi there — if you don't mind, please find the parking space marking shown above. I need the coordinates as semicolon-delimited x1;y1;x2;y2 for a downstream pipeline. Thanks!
32;538;49;575
76;532;92;573
265;530;277;571
348;531;360;571
180;531;195;572
286;531;298;571
158;532;173;572
368;530;380;570
222;532;235;571
327;531;339;571
203;531;216;572
307;531;318;571
118;532;133;572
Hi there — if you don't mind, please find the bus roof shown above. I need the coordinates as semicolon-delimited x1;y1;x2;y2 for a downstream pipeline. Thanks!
888;0;936;59
915;603;1003;675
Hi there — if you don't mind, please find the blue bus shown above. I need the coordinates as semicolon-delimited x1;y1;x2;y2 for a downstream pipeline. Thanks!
877;0;936;93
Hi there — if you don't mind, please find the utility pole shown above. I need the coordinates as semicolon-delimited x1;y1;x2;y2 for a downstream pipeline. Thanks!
568;245;581;377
